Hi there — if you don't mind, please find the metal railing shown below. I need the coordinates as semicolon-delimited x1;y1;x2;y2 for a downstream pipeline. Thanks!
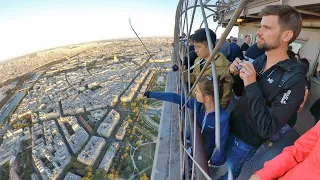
173;0;250;179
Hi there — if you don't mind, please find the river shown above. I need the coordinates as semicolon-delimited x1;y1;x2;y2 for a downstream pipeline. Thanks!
0;73;41;124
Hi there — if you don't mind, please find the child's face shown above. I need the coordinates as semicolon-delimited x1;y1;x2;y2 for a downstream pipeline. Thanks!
195;84;204;103
194;41;210;59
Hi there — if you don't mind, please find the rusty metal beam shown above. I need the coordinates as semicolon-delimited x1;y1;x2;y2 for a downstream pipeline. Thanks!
296;8;320;17
181;4;229;14
246;15;261;18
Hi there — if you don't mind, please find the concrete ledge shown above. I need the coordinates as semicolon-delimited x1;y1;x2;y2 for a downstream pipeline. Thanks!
151;72;180;180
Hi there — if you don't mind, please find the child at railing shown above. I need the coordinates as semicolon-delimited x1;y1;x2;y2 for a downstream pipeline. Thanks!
143;75;229;165
183;28;232;109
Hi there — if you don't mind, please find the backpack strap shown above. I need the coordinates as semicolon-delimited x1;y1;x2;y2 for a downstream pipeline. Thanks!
267;64;304;106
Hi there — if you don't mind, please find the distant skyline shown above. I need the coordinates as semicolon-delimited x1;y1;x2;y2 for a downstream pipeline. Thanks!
0;0;238;61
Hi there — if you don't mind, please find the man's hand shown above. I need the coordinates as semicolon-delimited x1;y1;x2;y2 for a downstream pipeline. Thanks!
172;64;179;72
229;58;241;75
249;174;260;180
239;61;257;86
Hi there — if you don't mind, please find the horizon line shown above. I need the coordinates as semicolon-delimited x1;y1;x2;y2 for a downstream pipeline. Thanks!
0;36;174;63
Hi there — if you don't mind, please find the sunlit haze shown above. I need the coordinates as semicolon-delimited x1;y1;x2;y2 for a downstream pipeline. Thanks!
0;0;238;61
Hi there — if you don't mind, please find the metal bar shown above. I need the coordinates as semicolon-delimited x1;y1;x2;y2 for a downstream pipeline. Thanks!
184;96;188;178
173;2;186;179
187;0;198;38
191;101;197;180
174;3;192;176
182;2;194;178
199;13;219;28
182;4;228;15
184;0;191;91
181;144;212;180
129;19;163;72
183;2;190;174
199;0;221;150
296;8;320;17
181;0;188;37
215;24;220;33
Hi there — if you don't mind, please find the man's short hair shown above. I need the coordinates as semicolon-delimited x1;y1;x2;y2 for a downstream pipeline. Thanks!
232;37;238;42
244;35;250;39
191;28;217;46
259;5;302;44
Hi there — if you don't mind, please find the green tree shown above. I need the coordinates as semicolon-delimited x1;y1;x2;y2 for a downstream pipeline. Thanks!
95;169;107;180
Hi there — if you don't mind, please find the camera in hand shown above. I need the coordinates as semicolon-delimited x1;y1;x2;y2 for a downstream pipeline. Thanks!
237;59;244;71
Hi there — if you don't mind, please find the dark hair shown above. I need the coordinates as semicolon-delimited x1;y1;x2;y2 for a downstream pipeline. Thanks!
191;28;217;46
244;35;250;39
287;49;296;59
259;5;302;44
189;34;194;41
198;75;215;98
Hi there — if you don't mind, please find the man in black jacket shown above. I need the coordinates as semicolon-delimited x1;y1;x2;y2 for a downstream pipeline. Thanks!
219;5;305;179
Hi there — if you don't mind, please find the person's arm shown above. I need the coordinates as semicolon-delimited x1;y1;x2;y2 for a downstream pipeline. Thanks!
232;75;244;97
245;75;305;138
145;91;195;109
253;121;320;180
220;74;233;109
183;70;197;83
298;87;309;112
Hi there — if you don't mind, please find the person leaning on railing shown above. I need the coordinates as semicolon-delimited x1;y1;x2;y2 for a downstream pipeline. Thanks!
183;28;232;109
143;75;229;165
219;5;306;180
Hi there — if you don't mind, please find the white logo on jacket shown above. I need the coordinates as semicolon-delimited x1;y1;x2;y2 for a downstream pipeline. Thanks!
267;78;274;84
280;90;291;104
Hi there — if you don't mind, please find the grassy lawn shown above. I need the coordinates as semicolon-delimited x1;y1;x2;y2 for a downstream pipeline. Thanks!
134;144;155;173
119;157;134;179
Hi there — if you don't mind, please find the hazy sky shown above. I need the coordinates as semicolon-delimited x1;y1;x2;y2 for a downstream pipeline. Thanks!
0;0;238;61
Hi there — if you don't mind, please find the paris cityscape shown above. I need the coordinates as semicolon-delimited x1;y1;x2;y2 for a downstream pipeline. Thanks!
0;38;173;180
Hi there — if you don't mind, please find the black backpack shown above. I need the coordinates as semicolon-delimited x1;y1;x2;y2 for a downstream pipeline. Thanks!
266;62;305;105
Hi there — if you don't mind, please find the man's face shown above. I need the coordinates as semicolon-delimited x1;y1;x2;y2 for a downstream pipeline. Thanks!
256;15;282;51
246;36;251;44
194;41;210;59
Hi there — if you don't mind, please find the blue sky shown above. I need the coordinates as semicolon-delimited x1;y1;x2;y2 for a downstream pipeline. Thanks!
0;0;237;61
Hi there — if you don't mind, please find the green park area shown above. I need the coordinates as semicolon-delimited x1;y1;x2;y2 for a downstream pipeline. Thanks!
134;143;156;173
20;141;33;180
0;162;9;180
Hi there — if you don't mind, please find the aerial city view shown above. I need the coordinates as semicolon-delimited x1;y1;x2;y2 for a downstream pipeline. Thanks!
0;38;173;180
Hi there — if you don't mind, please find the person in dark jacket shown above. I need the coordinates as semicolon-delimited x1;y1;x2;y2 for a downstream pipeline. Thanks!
183;34;198;71
241;34;251;56
217;39;231;59
227;37;244;63
219;5;305;180
268;58;311;144
144;76;229;165
245;43;265;63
